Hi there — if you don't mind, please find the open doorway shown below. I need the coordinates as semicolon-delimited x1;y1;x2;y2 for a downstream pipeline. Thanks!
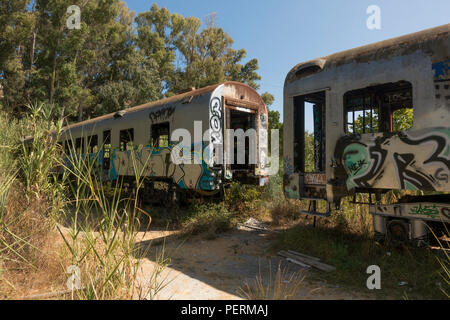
226;107;256;172
293;91;326;175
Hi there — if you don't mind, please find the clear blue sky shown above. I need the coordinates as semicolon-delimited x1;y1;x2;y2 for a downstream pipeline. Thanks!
125;0;450;130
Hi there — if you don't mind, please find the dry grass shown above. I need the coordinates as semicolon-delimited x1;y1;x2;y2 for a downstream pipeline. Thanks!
238;262;306;300
0;105;167;300
269;199;304;227
0;181;66;299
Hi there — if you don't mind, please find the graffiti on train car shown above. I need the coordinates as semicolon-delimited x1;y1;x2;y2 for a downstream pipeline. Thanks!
432;59;449;80
149;106;176;122
210;97;223;145
409;203;440;218
109;143;216;191
334;128;450;191
433;59;450;109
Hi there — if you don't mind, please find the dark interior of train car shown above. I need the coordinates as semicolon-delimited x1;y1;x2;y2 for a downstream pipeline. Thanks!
227;108;256;173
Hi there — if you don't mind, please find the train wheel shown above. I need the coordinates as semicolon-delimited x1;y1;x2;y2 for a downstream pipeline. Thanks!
387;220;409;244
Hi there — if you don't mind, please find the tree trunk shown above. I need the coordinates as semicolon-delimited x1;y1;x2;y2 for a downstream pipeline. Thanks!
29;31;36;80
49;50;57;104
78;103;83;122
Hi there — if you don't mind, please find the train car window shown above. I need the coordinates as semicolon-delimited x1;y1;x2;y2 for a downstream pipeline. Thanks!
344;81;413;134
120;129;134;151
87;135;98;154
75;137;85;154
151;123;170;148
103;130;111;170
65;139;73;155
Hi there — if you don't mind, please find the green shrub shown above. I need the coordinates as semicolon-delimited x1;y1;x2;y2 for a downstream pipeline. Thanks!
180;203;235;238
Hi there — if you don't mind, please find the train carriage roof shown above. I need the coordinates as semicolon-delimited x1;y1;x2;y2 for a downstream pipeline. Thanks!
22;81;264;142
62;81;264;131
286;23;450;84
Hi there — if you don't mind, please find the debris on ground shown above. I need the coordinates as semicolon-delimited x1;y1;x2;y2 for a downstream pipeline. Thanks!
278;250;336;272
241;218;277;233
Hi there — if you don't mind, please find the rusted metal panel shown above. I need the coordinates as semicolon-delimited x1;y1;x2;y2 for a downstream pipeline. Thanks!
225;97;260;111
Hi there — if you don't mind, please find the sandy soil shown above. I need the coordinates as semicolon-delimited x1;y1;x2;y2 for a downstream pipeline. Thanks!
134;226;375;300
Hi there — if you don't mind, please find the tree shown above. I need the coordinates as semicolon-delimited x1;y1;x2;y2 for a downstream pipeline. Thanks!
0;0;36;112
0;1;266;125
94;51;160;116
136;4;262;96
352;108;413;134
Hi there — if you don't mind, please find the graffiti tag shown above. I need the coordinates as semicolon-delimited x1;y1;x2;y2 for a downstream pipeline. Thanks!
347;159;368;174
210;97;222;144
335;129;449;192
432;59;449;80
149;106;176;122
409;204;439;218
283;156;294;176
304;173;326;185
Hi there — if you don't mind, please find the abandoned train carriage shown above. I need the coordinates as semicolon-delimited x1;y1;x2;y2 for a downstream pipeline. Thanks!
58;81;269;199
283;24;450;241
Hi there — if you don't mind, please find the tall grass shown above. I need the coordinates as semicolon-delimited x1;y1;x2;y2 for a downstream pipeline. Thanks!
0;104;167;299
53;121;170;299
0;105;63;298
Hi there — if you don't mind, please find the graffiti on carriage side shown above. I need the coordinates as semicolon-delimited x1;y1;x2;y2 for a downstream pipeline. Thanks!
409;204;440;218
334;128;450;192
283;156;300;198
432;59;449;80
109;143;215;191
283;173;300;199
304;173;327;185
149;106;176;122
283;156;294;176
432;60;450;109
210;97;223;145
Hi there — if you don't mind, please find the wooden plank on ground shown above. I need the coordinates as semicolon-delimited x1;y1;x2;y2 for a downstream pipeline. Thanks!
285;257;311;269
287;250;321;262
278;251;336;272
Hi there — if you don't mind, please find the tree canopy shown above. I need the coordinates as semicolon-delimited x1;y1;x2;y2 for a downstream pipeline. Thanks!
0;1;267;122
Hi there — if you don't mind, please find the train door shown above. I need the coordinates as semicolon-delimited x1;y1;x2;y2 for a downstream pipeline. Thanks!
224;101;257;182
102;130;111;179
293;91;327;200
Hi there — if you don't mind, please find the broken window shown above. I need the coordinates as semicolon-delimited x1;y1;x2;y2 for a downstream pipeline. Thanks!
75;137;85;154
293;91;326;173
87;135;98;154
344;81;413;134
120;129;134;151
65;139;73;155
151;123;170;148
103;130;111;170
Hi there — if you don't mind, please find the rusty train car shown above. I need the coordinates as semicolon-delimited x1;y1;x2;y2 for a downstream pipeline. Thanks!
283;24;450;242
57;81;269;203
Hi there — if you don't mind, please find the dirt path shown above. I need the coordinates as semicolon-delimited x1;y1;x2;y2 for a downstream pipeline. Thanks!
135;226;375;300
